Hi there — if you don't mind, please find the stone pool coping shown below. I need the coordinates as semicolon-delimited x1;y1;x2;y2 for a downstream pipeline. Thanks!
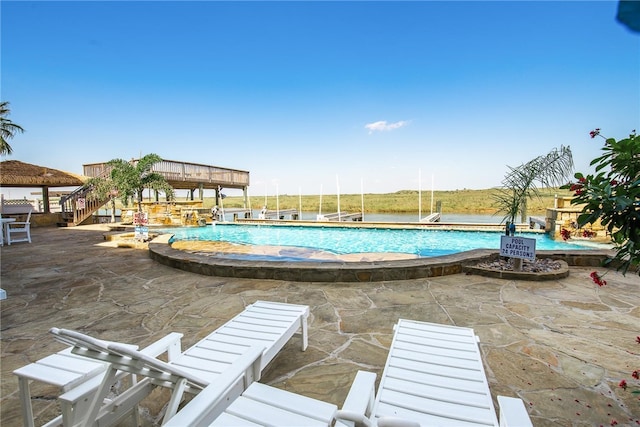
148;233;615;282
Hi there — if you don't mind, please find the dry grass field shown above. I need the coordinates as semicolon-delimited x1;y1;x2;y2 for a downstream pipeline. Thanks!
217;188;573;215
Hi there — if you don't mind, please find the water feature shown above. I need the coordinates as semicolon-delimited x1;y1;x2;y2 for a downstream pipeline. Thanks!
163;223;609;259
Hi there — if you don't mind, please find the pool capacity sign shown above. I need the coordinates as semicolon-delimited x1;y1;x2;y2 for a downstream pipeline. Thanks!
500;236;536;261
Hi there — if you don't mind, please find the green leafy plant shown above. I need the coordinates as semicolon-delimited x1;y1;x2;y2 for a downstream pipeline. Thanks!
85;175;119;223
493;146;574;226
562;129;639;275
107;154;175;213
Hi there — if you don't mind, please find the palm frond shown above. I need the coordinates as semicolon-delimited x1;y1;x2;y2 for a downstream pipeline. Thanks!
493;146;573;224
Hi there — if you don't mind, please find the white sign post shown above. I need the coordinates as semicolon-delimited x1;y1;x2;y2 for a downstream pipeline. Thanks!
500;236;536;262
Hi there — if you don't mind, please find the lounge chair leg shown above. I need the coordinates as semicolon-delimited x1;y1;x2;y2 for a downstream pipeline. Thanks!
162;377;188;424
17;377;36;427
301;315;308;351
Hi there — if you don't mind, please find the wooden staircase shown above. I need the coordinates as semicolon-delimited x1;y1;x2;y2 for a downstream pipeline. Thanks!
58;166;113;227
58;184;111;226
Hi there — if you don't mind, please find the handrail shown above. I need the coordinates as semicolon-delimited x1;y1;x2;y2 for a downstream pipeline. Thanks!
60;166;113;226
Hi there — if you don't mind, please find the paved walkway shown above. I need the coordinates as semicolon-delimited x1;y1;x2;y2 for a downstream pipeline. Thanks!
1;225;639;426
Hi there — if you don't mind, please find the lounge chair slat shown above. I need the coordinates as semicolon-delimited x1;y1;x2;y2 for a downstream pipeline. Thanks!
209;412;263;426
394;333;478;353
385;365;488;394
224;395;334;426
381;376;494;408
195;338;251;354
376;401;495;427
242;382;337;420
391;352;484;381
181;346;245;364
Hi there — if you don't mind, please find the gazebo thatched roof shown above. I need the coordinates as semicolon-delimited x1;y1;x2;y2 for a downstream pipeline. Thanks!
0;160;87;187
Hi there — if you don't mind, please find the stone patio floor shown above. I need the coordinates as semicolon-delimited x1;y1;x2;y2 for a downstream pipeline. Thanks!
1;225;639;426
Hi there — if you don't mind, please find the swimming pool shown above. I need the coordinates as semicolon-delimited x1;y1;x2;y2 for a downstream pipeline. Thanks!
164;223;608;258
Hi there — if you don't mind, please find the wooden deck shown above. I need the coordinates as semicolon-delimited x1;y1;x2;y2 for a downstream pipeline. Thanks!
83;159;250;191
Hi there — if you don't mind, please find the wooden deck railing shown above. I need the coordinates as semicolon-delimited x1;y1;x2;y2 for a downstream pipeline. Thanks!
83;159;250;189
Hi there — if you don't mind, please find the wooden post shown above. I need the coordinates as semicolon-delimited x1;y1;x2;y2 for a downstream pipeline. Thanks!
42;187;51;213
514;258;523;271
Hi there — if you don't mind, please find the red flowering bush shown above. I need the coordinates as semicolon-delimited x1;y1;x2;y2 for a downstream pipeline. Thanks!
560;226;597;241
563;130;640;413
561;129;639;275
617;336;640;398
590;271;607;286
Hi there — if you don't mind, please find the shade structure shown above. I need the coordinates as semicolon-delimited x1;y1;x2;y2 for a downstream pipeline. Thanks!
0;160;88;214
0;160;86;187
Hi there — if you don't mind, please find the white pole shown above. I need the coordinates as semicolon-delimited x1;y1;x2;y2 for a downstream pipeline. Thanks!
276;184;280;219
360;177;364;222
336;175;341;221
430;173;434;214
299;187;302;221
319;184;323;217
218;185;226;222
264;184;267;208
418;169;422;221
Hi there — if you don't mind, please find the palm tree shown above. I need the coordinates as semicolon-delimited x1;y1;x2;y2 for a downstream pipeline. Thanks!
107;154;174;214
0;101;25;155
493;145;574;227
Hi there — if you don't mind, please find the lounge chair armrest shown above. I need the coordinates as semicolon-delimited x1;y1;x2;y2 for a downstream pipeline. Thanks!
343;370;377;413
498;396;533;427
139;332;183;361
334;371;376;427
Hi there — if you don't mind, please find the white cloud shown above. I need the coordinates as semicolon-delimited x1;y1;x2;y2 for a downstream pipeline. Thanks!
365;120;409;134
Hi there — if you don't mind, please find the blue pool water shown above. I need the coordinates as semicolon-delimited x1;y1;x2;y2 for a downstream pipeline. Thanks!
164;224;607;258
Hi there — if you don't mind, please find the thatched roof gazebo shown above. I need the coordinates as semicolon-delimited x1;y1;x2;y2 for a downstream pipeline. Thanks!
0;160;87;213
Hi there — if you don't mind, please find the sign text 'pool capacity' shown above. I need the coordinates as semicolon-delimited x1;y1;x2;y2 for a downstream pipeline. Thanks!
500;236;536;261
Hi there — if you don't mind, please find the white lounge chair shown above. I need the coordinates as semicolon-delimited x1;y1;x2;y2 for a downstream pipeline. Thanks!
15;300;308;426
14;332;184;427
50;328;264;426
6;210;31;244
334;319;533;427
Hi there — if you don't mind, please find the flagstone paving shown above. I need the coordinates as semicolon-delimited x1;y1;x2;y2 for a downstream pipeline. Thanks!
1;225;639;426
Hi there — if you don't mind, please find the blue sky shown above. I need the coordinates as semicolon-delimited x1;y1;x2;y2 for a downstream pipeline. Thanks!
1;1;638;198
